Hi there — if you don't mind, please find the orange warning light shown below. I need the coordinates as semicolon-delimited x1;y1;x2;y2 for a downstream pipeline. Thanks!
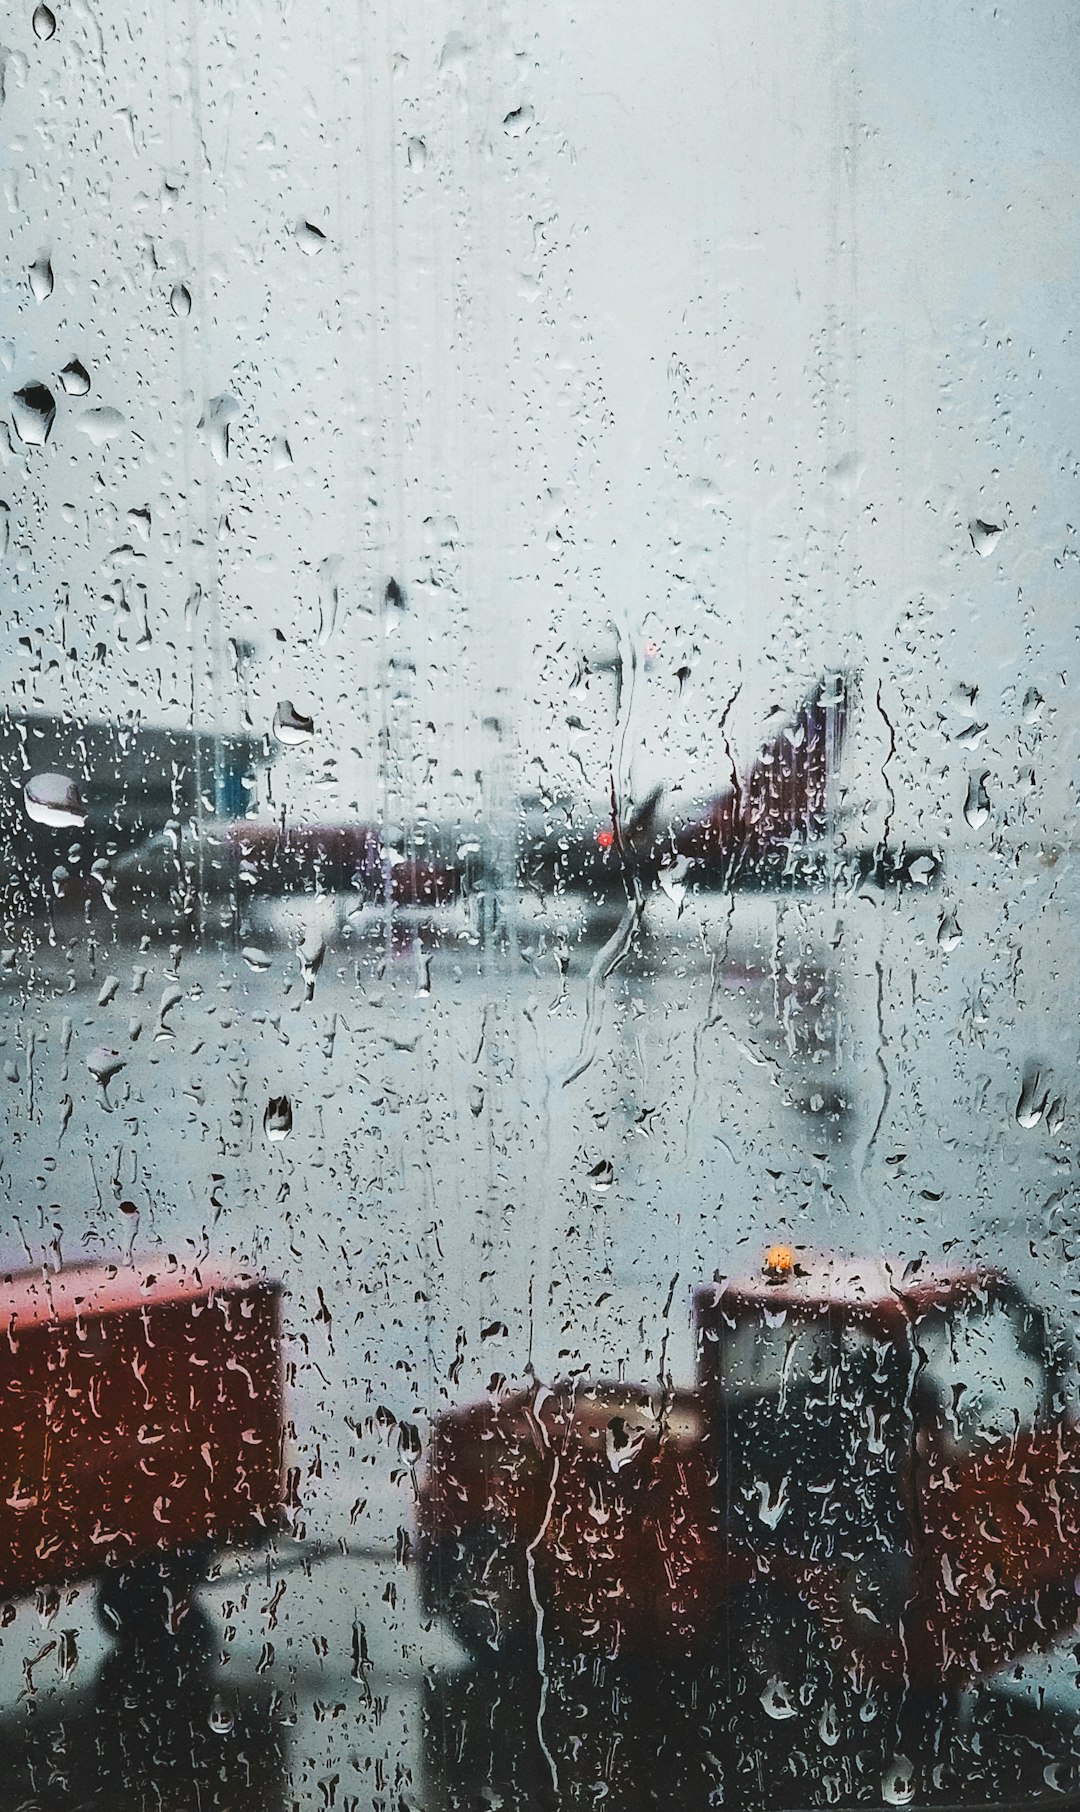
764;1244;795;1279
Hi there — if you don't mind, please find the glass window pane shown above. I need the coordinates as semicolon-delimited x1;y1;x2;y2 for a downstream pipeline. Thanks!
3;3;1080;1807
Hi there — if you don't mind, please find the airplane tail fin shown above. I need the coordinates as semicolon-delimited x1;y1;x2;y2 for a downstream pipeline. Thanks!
740;671;851;849
675;671;853;870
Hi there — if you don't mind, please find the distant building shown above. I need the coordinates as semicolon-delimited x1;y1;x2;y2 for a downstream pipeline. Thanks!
0;712;268;931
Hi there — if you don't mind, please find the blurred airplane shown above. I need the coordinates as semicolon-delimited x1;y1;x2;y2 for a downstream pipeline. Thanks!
39;671;937;946
520;672;938;901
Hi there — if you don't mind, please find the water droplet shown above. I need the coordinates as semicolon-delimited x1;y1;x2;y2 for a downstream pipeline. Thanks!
12;383;56;446
59;357;90;396
155;985;183;1038
906;854;939;886
264;1095;293;1141
118;1198;138;1216
1016;1065;1049;1131
169;282;192;318
296;221;327;255
273;701;314;745
317;555;343;645
658;853;690;904
299;933;325;995
969;519;1003;557
963;772;991;830
24;772;85;828
272;434;293;470
439;30;471;75
28;255;53;301
760;1677;798;1720
1022;687;1044;724
882;1756;915;1806
198;392;240;463
469;1084;484;1117
241;945;272;972
76;405;125;445
936;908;962;952
208;1692;235;1734
954;719;988;749
753;1476;789;1528
32;2;56;37
818;1701;841;1747
588;1159;614;1193
407;137;427;168
503;104;535;135
87;1046;125;1085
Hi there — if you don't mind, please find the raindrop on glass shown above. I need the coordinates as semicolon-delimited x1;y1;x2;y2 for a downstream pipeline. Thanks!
882;1756;916;1806
208;1692;235;1734
264;1095;293;1141
503;104;535;135
296;221;327;255
407;137;428;169
588;1159;614;1193
963;772;990;830
936;907;962;951
198;392;240;463
24;772;85;828
818;1701;841;1747
12;383;56;447
299;933;325;994
59;357;90;396
954;719;988;749
1022;686;1044;724
32;2;56;37
241;945;272;972
76;405;125;445
87;1046;125;1085
169;282;192;318
1016;1066;1049;1131
760;1677;798;1720
906;854;939;886
28;256;54;302
273;701;314;745
969;518;1003;557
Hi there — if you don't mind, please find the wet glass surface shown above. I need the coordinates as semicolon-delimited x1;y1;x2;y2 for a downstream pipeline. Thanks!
3;0;1080;1806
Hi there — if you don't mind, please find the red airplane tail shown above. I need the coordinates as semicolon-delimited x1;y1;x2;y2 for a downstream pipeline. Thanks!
676;672;852;872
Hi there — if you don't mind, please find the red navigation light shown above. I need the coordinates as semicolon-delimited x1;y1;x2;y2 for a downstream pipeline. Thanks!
596;827;615;850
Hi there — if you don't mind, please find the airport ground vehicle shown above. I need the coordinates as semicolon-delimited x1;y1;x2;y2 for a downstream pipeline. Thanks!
417;1252;1080;1696
0;1263;284;1640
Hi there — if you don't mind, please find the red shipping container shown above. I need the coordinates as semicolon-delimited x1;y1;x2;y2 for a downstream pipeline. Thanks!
0;1263;285;1598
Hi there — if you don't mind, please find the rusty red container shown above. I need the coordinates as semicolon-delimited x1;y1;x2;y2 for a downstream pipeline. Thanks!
0;1262;285;1597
